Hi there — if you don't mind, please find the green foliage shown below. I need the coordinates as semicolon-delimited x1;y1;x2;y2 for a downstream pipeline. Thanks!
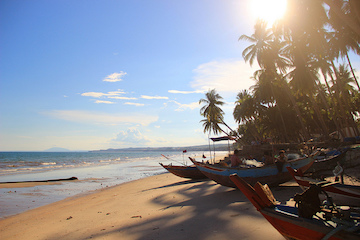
234;0;360;144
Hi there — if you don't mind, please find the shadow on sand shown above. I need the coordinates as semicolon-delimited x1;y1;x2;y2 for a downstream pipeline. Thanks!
74;179;302;240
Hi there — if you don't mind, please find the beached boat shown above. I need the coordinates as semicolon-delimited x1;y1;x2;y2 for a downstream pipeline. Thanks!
308;149;348;173
189;152;318;188
229;174;360;240
159;163;207;179
287;167;360;207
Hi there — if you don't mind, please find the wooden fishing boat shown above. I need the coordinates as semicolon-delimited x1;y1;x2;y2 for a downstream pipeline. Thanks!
189;152;318;188
287;167;360;207
229;174;360;240
308;149;348;173
159;163;207;179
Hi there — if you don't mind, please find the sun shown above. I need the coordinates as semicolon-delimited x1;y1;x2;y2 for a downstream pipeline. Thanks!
250;0;287;26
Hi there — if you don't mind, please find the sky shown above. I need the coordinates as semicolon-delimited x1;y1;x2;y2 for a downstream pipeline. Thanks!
1;0;359;151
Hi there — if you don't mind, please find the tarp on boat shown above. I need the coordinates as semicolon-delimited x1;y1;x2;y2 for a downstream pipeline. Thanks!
210;136;237;142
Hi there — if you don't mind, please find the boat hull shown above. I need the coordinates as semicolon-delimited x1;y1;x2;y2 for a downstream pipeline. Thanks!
229;174;360;240
261;207;357;240
308;150;347;173
287;167;360;207
159;163;207;179
190;155;316;188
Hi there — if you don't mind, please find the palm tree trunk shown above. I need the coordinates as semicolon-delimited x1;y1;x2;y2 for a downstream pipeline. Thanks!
346;53;360;91
269;83;289;142
221;121;240;138
330;61;359;138
308;94;329;136
282;82;310;141
316;76;343;137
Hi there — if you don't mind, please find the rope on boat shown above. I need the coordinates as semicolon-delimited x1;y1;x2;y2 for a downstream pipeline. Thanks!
321;222;360;240
161;154;186;166
321;225;346;240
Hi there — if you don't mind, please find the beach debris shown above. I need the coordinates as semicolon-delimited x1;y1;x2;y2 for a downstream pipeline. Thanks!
131;215;142;218
106;213;110;215
66;216;73;220
153;227;159;230
1;176;78;184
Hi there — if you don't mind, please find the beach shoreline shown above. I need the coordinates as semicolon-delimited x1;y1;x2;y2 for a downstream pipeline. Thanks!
0;152;230;219
0;172;288;240
1;156;359;239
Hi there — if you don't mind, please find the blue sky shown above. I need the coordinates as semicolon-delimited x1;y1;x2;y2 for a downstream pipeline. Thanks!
1;0;359;151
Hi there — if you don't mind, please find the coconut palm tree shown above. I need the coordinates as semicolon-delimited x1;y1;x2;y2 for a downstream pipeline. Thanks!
280;0;332;137
239;20;273;68
233;90;264;142
199;89;229;136
240;20;293;141
250;70;290;142
331;64;360;135
327;0;360;91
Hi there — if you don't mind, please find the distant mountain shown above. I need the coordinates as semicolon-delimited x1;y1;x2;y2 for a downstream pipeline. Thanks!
89;144;233;153
44;147;71;152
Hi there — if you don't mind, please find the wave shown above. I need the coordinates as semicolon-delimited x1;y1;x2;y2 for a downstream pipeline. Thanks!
41;162;57;165
0;151;220;176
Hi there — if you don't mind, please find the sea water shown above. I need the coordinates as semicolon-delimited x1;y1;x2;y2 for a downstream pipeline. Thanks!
0;150;227;218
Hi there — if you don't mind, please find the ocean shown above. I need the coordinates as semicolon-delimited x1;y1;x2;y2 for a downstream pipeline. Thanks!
0;150;227;218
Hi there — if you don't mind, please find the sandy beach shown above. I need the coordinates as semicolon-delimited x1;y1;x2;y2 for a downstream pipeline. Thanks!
0;172;300;240
2;148;359;240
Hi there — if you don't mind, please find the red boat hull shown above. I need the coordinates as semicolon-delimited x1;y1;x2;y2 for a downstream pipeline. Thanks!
159;163;207;179
229;175;360;240
287;167;360;207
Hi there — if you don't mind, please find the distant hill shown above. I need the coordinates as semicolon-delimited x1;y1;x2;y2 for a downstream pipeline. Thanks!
44;147;71;152
89;144;233;153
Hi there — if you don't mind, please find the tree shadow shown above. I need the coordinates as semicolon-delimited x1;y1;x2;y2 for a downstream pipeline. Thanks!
79;180;288;240
141;179;215;192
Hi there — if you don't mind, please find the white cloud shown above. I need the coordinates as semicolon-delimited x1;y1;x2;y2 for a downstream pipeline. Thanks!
166;100;200;111
112;128;150;144
43;110;157;126
141;95;169;100
95;100;115;104
124;102;145;107
107;90;126;95
168;90;205;94
108;96;137;100
103;71;127;82
191;59;256;95
81;90;125;98
81;92;107;98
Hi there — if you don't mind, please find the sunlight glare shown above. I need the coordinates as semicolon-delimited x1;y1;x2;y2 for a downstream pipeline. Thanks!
250;0;287;26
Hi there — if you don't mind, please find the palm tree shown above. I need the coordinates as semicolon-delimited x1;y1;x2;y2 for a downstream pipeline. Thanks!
327;0;360;91
233;90;258;124
331;64;360;136
233;90;264;142
240;20;293;141
199;89;229;136
239;20;273;68
280;0;332;137
250;70;289;142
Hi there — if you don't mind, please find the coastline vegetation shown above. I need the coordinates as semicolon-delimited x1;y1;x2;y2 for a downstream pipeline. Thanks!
200;0;360;145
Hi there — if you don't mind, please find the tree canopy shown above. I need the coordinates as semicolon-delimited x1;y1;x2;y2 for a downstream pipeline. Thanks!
200;0;360;145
